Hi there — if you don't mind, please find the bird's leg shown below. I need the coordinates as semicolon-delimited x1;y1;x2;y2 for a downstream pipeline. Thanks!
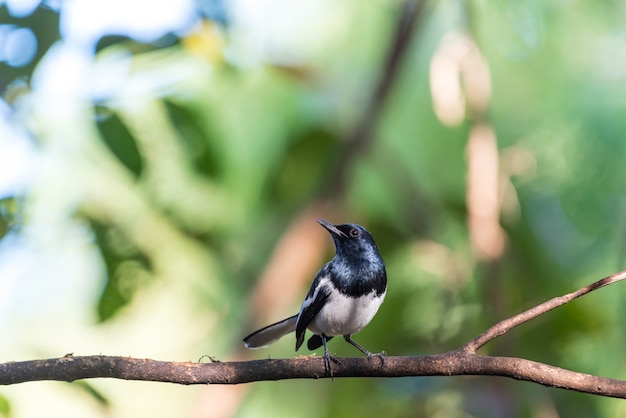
343;335;386;365
343;335;372;355
321;334;339;378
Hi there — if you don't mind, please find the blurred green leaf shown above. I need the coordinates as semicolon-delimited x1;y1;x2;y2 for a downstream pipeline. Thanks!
91;220;152;322
0;393;11;417
0;198;18;240
70;381;110;408
96;109;144;177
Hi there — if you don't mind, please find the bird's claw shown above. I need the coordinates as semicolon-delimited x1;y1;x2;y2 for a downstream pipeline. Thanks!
366;350;386;366
323;352;340;378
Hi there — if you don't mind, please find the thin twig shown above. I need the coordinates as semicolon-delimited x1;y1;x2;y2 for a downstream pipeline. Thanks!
325;0;426;198
463;269;626;353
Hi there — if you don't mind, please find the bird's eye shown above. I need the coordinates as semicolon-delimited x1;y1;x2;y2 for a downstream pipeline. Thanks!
349;228;360;237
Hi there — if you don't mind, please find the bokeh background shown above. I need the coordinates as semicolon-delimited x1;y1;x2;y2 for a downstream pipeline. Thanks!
1;0;626;417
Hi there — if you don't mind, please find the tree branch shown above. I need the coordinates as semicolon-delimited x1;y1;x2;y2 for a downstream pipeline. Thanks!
1;269;626;399
1;353;625;398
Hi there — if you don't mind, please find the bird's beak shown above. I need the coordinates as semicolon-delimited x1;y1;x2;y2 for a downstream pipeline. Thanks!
317;219;347;238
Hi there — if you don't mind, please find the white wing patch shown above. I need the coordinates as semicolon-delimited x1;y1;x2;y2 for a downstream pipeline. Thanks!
296;276;331;325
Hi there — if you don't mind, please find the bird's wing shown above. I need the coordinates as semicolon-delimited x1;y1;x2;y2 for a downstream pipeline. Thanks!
295;272;331;351
243;315;298;349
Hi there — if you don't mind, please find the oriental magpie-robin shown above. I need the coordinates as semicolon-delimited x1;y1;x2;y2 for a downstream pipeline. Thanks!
243;219;387;376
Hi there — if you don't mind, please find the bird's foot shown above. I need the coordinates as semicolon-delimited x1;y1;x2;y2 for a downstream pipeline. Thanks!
323;351;340;378
366;350;386;366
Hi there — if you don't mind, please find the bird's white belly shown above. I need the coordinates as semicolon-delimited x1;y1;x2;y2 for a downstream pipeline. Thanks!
309;291;385;336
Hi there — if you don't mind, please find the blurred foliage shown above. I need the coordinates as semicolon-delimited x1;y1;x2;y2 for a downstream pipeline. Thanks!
0;4;59;88
0;198;17;240
1;0;626;418
0;393;10;418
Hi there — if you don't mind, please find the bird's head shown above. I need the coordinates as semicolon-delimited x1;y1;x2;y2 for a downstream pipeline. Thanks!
317;219;382;264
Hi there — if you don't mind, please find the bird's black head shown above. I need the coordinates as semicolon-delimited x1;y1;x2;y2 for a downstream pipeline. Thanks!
317;219;386;296
317;219;382;264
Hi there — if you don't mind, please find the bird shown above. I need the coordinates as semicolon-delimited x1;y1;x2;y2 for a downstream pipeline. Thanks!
243;219;387;376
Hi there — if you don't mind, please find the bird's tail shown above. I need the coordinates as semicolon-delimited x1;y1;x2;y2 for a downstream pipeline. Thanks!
243;315;298;349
